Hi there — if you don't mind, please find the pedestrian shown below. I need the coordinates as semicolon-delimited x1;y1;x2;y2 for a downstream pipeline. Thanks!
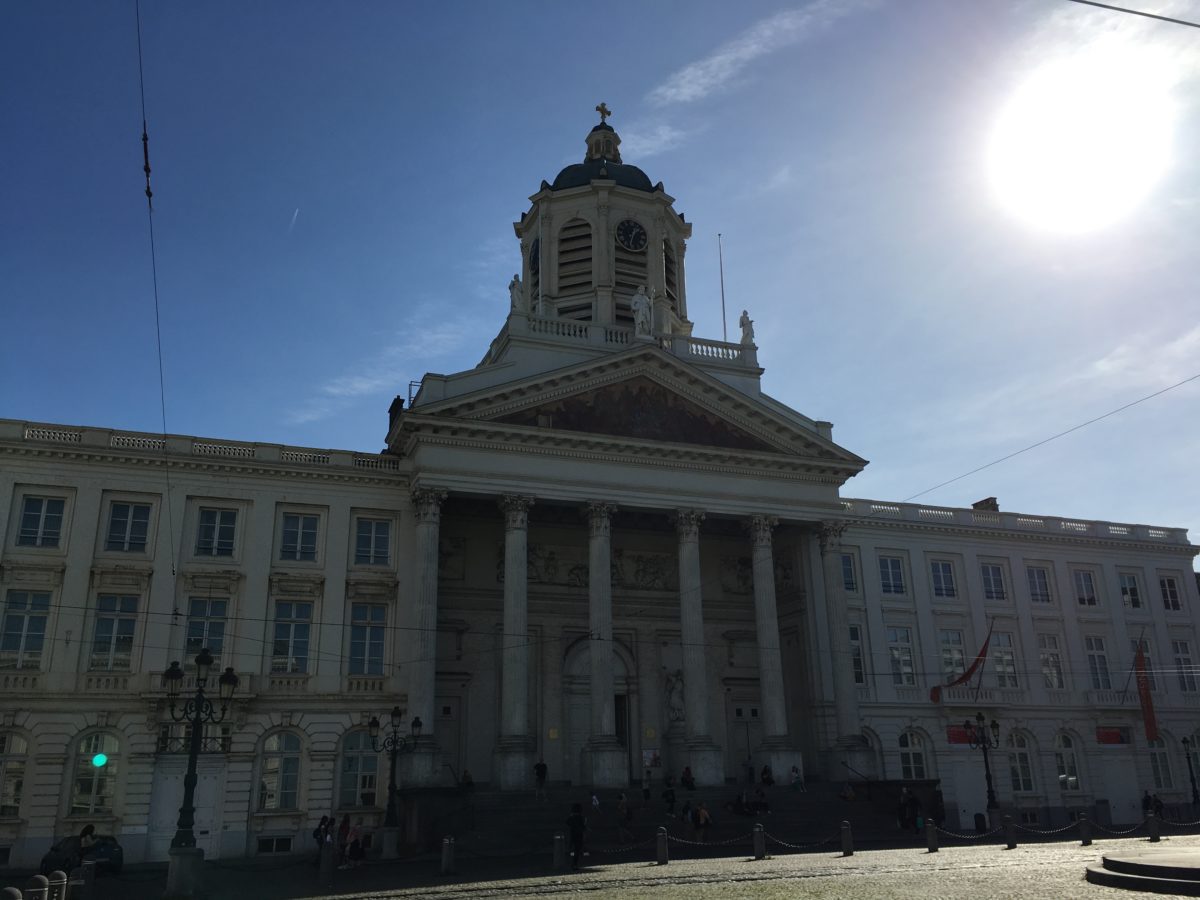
566;802;587;869
641;768;652;803
680;799;693;836
313;816;329;852
790;764;805;792
617;792;634;842
534;759;548;800
1142;790;1153;817
760;764;775;786
662;782;677;817
347;818;365;868
591;791;601;813
1153;793;1165;818
336;814;350;865
906;791;923;834
681;766;696;790
460;768;475;791
897;787;911;830
695;802;712;842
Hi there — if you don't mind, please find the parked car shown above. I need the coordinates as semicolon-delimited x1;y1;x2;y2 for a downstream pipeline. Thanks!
40;834;123;876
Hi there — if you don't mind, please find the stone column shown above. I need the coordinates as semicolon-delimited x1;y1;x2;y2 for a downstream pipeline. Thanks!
406;488;445;786
495;495;536;789
585;501;626;786
818;521;870;772
673;509;723;785
747;515;796;777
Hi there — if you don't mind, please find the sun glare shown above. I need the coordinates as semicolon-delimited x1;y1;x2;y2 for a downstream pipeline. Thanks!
987;46;1175;234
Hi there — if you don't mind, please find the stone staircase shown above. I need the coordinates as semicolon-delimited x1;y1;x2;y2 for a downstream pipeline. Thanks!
1086;851;1200;895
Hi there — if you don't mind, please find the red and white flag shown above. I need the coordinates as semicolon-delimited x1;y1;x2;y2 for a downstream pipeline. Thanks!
930;621;994;704
1134;642;1158;741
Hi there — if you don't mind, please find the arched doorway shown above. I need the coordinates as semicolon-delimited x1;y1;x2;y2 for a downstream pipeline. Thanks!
562;638;637;784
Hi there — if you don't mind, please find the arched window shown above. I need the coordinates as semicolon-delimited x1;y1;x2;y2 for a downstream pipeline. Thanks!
71;733;119;815
259;732;302;811
1007;733;1035;793
0;733;27;816
1149;738;1173;790
1055;734;1081;791
338;730;379;809
898;731;926;780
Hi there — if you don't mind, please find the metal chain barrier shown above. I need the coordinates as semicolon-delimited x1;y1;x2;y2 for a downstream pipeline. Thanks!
764;831;840;850
1092;821;1144;836
1013;821;1079;836
934;825;1003;841
1159;817;1200;829
592;836;659;855
666;831;755;847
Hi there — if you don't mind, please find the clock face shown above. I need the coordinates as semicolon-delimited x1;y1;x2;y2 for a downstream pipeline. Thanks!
616;219;647;252
528;238;540;274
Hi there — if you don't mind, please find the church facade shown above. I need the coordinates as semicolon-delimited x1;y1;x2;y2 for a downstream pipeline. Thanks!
2;112;1198;868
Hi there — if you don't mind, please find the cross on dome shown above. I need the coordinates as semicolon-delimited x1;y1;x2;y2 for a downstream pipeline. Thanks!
595;102;612;123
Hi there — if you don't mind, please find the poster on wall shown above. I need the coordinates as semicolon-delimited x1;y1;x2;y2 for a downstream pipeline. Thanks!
642;749;661;767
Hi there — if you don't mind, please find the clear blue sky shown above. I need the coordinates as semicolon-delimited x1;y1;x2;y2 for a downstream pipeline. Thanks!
3;1;1198;555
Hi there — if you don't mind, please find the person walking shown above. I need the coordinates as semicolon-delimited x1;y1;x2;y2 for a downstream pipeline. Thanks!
695;802;712;842
641;768;652;804
617;792;634;843
662;782;677;817
336;814;350;865
566;802;587;869
534;759;548;800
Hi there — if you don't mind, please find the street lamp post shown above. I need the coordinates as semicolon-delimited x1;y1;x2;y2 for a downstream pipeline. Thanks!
369;706;422;827
964;711;1001;813
1183;737;1200;807
162;648;237;898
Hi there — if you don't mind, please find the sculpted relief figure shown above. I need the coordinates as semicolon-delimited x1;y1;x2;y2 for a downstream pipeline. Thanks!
739;309;755;345
631;285;652;337
665;668;686;721
508;274;524;312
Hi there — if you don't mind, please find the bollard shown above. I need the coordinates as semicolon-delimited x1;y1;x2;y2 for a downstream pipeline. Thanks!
753;823;766;860
553;832;567;870
2;887;22;900
23;876;48;900
441;835;456;874
1078;813;1091;847
656;826;669;865
926;821;939;853
1149;813;1161;843
319;838;335;883
46;872;67;900
1004;815;1016;850
840;820;853;857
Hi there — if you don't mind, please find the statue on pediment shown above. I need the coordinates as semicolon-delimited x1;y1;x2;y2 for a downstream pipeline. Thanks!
509;274;525;312
665;668;685;721
739;309;755;345
632;285;652;338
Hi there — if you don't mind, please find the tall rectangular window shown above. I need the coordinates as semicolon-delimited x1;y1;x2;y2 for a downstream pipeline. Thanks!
355;518;390;566
1086;636;1111;689
940;629;965;679
105;503;151;552
0;591;49;670
349;603;386;675
848;624;866;685
1038;634;1064;689
1131;638;1157;690
1161;576;1182;611
90;595;138;671
879;557;905;595
981;564;1007;601
271;601;312;674
1026;566;1052;603
887;626;915;686
17;497;65;548
993;632;1018;687
196;508;236;557
930;561;956;598
1073;570;1098;606
186;598;228;662
1119;573;1142;609
1174;640;1197;692
840;554;857;593
280;513;319;562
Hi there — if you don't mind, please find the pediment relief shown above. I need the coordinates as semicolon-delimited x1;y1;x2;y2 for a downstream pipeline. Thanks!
494;376;776;452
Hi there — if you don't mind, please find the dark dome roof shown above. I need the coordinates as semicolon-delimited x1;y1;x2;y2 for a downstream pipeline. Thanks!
551;157;655;192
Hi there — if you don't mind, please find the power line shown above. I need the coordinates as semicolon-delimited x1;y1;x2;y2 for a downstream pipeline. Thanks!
1063;0;1200;29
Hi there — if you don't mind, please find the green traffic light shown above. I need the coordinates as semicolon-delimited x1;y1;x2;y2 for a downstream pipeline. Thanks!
91;753;108;768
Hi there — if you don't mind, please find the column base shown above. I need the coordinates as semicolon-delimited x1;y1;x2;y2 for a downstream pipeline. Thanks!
585;737;628;787
165;846;205;899
399;741;444;787
685;738;724;786
493;738;535;790
380;825;402;859
755;737;802;786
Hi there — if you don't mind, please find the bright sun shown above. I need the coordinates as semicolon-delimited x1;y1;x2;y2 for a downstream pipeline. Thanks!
987;47;1176;234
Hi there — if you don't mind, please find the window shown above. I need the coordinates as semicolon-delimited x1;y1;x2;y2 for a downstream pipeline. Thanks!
1008;733;1035;793
0;591;50;670
90;595;138;671
981;564;1007;601
898;731;926;780
1149;738;1173;790
349;603;386;675
1055;734;1081;791
17;497;65;547
993;632;1018;688
157;722;231;754
1073;570;1098;606
280;513;319;562
1161;576;1182;612
848;624;866;686
257;837;292;854
105;502;151;552
271;601;312;674
259;732;302;810
355;518;391;566
879;557;905;595
1039;634;1065;689
1174;640;1197;692
1086;636;1111;690
196;508;236;557
1131;638;1157;691
338;730;379;808
1119;573;1142;609
939;630;965;679
840;554;857;593
1026;566;1052;603
185;598;227;663
887;626;915;686
71;733;118;814
930;561;956;598
0;734;27;817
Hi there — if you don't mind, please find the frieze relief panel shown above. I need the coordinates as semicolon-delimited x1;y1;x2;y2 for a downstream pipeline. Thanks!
718;556;796;594
494;543;679;591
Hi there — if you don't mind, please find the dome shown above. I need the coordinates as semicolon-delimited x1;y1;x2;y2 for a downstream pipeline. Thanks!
551;158;655;192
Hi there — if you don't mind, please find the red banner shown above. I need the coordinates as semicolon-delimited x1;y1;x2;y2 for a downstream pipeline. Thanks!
1096;726;1131;745
930;622;994;704
946;724;971;744
1135;644;1159;741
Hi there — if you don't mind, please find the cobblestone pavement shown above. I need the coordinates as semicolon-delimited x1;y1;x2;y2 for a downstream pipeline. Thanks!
79;834;1200;900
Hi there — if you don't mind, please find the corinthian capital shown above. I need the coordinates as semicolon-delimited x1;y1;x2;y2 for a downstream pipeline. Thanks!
498;495;535;530
585;501;617;538
818;520;848;554
672;509;705;539
745;514;778;548
411;488;447;525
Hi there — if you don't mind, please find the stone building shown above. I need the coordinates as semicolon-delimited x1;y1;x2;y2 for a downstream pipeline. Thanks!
1;111;1197;867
